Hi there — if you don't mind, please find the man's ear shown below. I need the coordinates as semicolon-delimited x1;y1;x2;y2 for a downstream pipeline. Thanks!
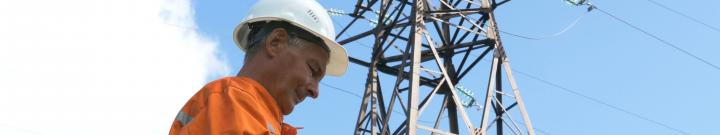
263;28;289;58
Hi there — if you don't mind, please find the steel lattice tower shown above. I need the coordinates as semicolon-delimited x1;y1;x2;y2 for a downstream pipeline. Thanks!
332;0;536;134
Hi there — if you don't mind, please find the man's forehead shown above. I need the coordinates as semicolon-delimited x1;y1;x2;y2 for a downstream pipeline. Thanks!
297;40;330;65
291;37;328;56
292;35;329;53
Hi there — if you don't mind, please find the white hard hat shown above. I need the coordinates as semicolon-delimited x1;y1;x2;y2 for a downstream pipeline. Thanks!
234;0;348;76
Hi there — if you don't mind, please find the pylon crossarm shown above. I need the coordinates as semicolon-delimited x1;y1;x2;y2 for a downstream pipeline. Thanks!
437;0;489;35
427;16;487;36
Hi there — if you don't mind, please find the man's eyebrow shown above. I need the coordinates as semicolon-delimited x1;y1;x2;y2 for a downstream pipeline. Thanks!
311;60;325;75
306;60;318;71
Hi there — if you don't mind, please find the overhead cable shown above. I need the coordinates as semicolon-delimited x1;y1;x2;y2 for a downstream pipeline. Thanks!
647;0;720;33
512;69;692;135
467;52;692;135
499;11;588;40
591;4;720;71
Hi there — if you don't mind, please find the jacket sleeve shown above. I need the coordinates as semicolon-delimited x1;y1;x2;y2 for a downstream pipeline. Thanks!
170;80;267;135
281;123;298;135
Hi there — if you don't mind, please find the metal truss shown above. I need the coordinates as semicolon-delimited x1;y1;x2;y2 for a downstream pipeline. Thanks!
334;0;536;134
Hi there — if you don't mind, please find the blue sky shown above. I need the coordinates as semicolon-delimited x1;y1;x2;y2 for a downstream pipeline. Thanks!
5;0;714;134
193;0;720;135
193;0;720;134
0;0;714;134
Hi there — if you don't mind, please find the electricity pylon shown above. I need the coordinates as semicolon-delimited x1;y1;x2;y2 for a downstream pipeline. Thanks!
332;0;536;134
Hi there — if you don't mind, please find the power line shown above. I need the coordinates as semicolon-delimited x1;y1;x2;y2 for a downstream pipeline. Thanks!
464;53;692;135
647;0;720;33
320;81;437;124
328;4;692;134
321;82;363;98
500;11;590;40
561;1;720;71
511;69;692;135
591;5;720;71
330;19;688;135
322;54;691;134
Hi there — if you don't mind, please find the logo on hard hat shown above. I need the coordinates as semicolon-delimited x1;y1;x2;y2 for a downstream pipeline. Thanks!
305;9;320;23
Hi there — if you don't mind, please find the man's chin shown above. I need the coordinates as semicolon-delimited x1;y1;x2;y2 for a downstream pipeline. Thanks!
282;104;294;115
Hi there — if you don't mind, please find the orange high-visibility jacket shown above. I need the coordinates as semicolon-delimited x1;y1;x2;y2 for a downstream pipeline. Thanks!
170;77;297;135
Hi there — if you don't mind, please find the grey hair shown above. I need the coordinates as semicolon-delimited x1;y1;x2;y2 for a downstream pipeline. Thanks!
242;21;329;63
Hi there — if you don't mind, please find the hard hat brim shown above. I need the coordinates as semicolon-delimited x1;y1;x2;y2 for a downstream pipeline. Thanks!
234;17;348;76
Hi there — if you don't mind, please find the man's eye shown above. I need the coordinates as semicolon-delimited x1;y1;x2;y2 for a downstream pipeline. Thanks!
308;65;316;76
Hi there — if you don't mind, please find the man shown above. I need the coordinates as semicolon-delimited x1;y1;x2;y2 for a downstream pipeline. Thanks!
169;0;348;134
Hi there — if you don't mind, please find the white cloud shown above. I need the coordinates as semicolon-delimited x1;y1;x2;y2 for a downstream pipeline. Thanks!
0;0;229;134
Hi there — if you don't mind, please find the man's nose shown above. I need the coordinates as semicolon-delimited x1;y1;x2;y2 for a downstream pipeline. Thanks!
306;81;319;99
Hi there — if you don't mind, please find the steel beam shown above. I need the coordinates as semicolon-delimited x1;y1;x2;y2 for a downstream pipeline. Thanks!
406;0;426;134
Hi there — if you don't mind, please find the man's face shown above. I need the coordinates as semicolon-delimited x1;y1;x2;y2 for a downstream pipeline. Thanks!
270;37;329;115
